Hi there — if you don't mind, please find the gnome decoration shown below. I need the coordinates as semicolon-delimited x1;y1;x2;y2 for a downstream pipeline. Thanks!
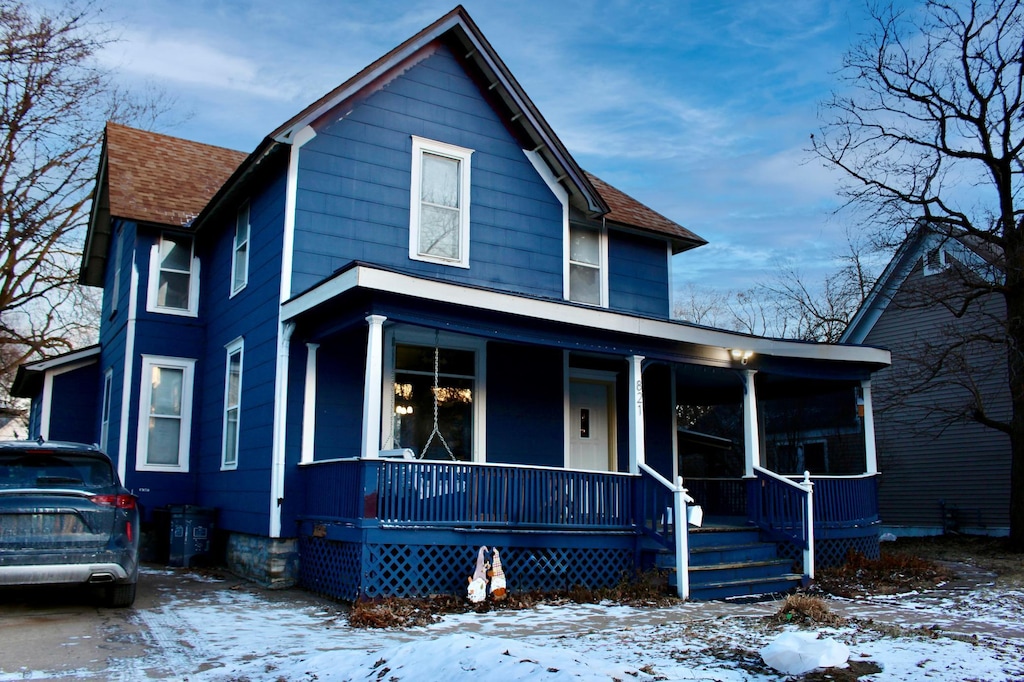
467;546;490;603
489;547;507;601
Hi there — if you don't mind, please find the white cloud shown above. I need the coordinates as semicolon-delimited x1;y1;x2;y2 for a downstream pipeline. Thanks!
97;30;300;101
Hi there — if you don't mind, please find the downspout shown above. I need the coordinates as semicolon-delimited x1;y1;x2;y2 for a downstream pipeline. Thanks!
269;125;316;538
117;248;139;485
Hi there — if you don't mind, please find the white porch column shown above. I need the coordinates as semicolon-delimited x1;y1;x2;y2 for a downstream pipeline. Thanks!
301;343;319;464
361;315;387;459
742;369;761;477
628;355;646;474
861;379;878;475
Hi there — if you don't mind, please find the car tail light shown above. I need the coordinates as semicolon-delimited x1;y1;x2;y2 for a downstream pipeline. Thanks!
90;494;137;509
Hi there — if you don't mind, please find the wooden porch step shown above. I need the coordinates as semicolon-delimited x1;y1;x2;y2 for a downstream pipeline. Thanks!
687;574;803;601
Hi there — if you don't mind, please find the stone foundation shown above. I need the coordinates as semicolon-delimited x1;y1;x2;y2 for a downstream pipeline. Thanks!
225;532;299;588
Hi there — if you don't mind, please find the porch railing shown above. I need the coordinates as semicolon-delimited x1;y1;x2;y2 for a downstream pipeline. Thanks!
299;457;635;530
749;465;815;579
638;463;690;599
812;475;878;528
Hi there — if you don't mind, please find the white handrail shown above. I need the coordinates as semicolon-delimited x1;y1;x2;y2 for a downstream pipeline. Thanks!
638;463;692;599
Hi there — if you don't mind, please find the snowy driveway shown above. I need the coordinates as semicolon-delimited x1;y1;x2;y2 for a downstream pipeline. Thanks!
0;564;1022;681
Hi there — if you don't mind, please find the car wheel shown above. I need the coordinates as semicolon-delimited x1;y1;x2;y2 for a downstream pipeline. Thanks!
104;581;137;608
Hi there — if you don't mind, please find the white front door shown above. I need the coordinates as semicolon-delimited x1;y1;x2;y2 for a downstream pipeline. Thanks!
569;380;613;471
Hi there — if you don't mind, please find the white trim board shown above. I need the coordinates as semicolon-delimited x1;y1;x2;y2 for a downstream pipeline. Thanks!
281;265;890;366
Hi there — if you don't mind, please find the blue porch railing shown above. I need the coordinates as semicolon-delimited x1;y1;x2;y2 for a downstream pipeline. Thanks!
749;466;814;578
299;458;635;530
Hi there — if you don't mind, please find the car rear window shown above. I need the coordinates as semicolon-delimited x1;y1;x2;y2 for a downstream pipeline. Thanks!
0;453;115;489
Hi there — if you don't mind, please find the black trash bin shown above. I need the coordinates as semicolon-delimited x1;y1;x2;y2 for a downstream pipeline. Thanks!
168;505;217;568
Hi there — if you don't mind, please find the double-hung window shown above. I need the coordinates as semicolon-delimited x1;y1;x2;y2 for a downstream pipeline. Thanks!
148;232;199;315
231;203;250;295
409;136;473;268
222;339;243;470
100;369;113;454
136;356;195;472
567;224;606;306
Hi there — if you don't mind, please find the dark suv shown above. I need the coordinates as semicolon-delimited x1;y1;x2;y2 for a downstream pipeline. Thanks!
0;440;139;607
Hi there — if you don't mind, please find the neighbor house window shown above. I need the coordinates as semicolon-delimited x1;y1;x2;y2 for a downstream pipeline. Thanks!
567;223;606;306
100;368;113;454
231;202;250;295
409;136;473;268
222;339;243;470
148;232;199;315
136;356;195;472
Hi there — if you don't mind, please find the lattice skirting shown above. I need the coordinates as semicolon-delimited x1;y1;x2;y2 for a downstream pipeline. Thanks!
299;536;634;601
774;530;881;571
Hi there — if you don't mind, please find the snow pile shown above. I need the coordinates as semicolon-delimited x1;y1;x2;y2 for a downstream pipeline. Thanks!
278;633;642;681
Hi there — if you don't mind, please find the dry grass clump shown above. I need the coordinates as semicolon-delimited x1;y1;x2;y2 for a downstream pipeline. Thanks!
771;593;844;626
347;570;675;628
814;549;952;598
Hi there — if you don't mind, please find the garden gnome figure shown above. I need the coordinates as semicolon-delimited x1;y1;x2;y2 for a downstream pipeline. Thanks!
467;546;489;603
489;547;506;601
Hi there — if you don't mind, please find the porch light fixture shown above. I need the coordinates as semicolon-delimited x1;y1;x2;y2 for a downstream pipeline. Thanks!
729;349;754;365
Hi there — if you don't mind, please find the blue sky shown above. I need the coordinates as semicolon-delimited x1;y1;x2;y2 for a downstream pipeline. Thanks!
86;0;884;298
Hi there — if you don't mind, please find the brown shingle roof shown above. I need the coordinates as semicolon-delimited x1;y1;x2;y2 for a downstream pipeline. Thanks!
101;123;703;248
584;171;705;247
104;122;247;227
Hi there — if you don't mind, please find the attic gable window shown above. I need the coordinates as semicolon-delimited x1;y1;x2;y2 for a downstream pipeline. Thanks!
148;232;199;316
923;247;949;276
409;136;473;268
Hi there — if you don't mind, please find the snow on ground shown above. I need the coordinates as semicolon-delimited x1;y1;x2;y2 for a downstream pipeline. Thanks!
4;566;1024;681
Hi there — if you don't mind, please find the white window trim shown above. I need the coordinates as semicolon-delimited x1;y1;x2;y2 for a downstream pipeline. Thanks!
109;223;122;319
147;233;200;317
101;368;114;455
136;355;195;473
566;222;609;307
230;202;250;297
222;337;244;471
381;326;486;462
409;135;473;269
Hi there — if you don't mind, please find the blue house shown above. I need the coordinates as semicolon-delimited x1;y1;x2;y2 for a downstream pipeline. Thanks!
14;7;890;600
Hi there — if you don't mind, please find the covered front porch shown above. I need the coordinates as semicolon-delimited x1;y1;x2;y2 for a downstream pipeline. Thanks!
278;265;888;600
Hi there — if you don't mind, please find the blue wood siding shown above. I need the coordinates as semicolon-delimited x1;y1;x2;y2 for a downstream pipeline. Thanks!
47;364;100;443
486;343;564;466
608;231;670;317
193;172;286;537
310;331;365;462
292;43;564;299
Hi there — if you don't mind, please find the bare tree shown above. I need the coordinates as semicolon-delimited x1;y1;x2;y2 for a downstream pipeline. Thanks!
812;0;1024;548
761;234;879;343
0;1;163;412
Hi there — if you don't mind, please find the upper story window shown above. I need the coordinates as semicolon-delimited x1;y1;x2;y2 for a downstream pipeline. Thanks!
148;232;199;316
108;223;123;319
567;223;607;306
222;338;243;470
409;136;473;268
136;355;195;472
100;368;113;454
231;202;250;296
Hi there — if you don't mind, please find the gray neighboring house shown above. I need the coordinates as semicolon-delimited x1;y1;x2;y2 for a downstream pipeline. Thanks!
842;225;1010;537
